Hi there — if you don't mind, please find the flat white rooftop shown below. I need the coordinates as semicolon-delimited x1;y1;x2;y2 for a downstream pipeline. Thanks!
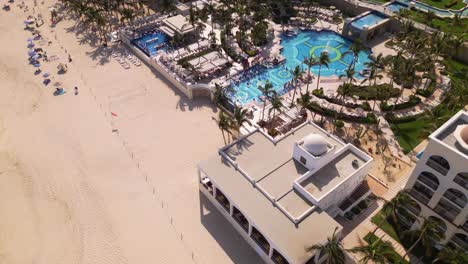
198;122;372;263
162;15;195;35
433;110;468;156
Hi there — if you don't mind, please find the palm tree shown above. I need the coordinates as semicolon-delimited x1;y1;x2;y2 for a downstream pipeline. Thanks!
290;65;304;105
401;218;446;261
347;38;365;69
232;105;251;132
316;52;330;91
419;107;448;139
217;111;232;144
361;66;383;111
432;245;468;264
308;227;345;264
268;93;284;120
297;91;312;110
303;56;318;93
349;236;395;264
259;80;274;121
371;191;416;236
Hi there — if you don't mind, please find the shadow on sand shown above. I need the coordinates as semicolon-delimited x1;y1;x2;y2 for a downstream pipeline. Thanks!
198;191;262;264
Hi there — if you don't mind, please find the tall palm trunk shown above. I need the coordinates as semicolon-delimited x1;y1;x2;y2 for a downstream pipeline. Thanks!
316;65;322;91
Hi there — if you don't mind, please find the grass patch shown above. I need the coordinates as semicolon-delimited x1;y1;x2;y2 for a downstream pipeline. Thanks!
338;83;400;100
391;119;426;154
402;10;468;39
371;211;401;243
364;233;409;264
420;0;465;10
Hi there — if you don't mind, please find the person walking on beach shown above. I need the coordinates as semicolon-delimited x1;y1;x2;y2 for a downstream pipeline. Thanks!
68;54;72;62
74;86;78;95
43;51;48;62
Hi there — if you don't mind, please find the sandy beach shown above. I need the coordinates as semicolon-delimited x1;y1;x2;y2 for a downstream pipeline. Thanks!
0;1;261;264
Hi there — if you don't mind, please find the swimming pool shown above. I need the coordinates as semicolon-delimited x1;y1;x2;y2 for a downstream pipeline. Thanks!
350;12;388;30
132;30;169;57
228;30;373;105
386;1;408;13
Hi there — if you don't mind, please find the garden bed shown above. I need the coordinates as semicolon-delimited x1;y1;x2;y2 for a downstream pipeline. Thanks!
313;88;371;110
381;95;421;111
339;83;400;100
306;102;377;124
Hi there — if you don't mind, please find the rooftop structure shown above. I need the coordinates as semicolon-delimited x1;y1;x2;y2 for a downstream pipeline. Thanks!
198;121;373;263
342;11;392;43
162;15;195;36
403;110;468;249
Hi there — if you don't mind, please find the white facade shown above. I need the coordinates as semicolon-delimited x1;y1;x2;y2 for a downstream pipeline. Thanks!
403;110;468;249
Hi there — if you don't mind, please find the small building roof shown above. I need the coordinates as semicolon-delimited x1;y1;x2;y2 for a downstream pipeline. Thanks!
163;15;195;35
303;133;328;156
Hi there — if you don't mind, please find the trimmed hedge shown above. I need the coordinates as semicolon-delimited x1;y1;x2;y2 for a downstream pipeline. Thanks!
385;112;425;124
445;0;459;8
381;95;421;111
313;89;371;111
307;102;377;124
339;83;400;100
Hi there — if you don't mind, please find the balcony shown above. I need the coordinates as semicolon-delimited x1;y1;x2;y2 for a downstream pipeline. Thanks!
409;182;433;204
272;249;290;264
232;207;249;233
417;172;439;190
443;189;467;209
453;172;468;190
426;155;450;176
463;219;468;233
215;189;231;213
403;202;421;217
450;234;468;249
251;227;270;255
434;198;461;222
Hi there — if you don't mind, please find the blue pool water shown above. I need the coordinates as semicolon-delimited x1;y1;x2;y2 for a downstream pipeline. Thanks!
386;1;408;13
228;30;373;105
416;150;425;159
351;12;388;30
132;30;169;57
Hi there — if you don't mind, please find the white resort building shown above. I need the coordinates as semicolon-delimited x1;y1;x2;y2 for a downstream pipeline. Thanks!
403;110;468;249
197;121;373;264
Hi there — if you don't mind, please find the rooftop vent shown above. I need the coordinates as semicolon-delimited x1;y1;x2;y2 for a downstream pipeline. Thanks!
352;159;359;169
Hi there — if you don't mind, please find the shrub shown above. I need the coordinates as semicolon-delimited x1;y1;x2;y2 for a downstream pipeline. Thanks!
385;112;425;124
313;88;371;111
306;102;378;124
445;0;459;8
334;120;345;128
338;83;400;100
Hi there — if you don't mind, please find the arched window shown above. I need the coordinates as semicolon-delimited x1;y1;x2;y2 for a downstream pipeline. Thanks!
428;216;447;234
426;155;450;175
404;198;421;216
443;188;467;208
454;172;468;190
463;218;468;233
417;171;439;190
450;233;468;249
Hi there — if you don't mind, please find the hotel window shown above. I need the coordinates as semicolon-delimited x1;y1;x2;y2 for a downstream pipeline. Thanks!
426;155;450;176
417;171;439;191
454;172;468;190
232;206;249;233
300;156;307;165
215;188;230;213
250;227;270;254
271;249;289;264
443;188;467;208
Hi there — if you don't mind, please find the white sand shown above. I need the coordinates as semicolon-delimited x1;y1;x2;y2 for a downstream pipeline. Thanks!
0;1;261;264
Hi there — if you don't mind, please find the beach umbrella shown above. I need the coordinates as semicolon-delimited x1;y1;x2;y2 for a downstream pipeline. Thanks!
42;73;50;78
33;63;41;67
28;49;36;56
27;37;33;42
27;43;35;48
31;54;40;60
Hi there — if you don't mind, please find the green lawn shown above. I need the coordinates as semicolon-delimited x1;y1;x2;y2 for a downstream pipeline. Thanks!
371;211;402;242
420;0;466;10
364;233;409;264
403;10;468;40
391;119;426;154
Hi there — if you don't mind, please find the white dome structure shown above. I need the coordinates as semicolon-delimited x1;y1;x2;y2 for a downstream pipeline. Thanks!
303;134;328;156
